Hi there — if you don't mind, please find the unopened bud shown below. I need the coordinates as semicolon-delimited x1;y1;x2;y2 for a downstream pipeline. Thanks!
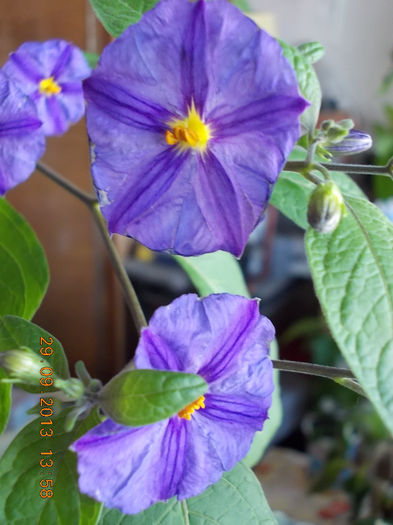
0;347;47;384
307;182;345;234
55;377;85;399
325;129;372;157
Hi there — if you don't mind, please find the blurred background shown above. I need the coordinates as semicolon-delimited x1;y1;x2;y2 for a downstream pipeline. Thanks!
1;0;393;522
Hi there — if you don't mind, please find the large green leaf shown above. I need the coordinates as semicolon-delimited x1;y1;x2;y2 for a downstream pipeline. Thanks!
89;0;159;37
0;198;48;320
279;40;321;131
244;339;282;467
306;196;393;435
0;368;11;435
99;462;277;524
271;169;365;230
0;408;102;525
0;316;69;393
99;369;207;426
174;251;249;297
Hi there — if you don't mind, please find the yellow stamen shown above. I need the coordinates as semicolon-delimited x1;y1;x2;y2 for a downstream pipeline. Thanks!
165;101;211;152
39;76;61;97
178;395;206;421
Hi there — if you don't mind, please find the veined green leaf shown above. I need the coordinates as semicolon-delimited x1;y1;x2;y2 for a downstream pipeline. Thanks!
306;196;393;435
0;408;102;525
279;40;321;131
99;462;277;524
0;198;48;320
89;0;159;37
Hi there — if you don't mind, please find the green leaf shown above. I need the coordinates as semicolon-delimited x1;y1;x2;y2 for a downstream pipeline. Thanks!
0;198;49;320
0;368;11;435
174;251;249;298
279;40;321;131
271;168;365;230
0;407;102;525
297;41;325;64
306;196;393;435
89;0;159;37
244;339;282;467
0;316;69;393
99;462;277;524
99;369;208;426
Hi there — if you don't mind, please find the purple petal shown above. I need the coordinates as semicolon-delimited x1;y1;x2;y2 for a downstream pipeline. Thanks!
187;390;272;473
71;417;187;514
0;71;45;194
135;294;275;389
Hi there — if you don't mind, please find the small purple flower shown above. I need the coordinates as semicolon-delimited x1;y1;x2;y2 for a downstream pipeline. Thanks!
84;0;308;256
71;293;274;514
0;70;45;195
2;39;91;136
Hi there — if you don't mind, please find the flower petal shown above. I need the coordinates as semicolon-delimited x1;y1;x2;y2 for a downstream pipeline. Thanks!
190;390;272;471
0;71;45;194
135;293;275;389
71;417;187;514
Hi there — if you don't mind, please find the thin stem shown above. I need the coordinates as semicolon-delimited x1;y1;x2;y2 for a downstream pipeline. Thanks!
271;359;355;380
37;162;96;205
90;203;147;332
36;163;147;333
284;159;393;179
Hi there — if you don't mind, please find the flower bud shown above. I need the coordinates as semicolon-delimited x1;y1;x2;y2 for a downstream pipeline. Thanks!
0;347;47;384
55;377;85;399
326;129;372;157
307;182;345;234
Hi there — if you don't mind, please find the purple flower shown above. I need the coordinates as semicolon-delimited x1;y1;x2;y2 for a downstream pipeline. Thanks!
2;39;91;136
71;293;274;514
0;70;45;195
84;0;308;256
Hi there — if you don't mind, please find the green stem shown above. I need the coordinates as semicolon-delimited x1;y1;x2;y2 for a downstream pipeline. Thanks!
284;158;393;179
271;359;355;380
36;163;147;334
90;202;147;331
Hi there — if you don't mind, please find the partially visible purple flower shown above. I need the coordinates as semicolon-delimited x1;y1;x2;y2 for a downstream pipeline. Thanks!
71;293;274;514
326;129;372;157
2;39;91;136
0;70;45;194
84;0;308;257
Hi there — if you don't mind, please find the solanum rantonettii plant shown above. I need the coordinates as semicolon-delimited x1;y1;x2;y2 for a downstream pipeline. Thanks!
0;0;393;523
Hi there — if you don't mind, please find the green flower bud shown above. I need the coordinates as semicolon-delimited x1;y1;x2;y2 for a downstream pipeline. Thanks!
0;347;48;384
55;377;85;399
307;182;345;234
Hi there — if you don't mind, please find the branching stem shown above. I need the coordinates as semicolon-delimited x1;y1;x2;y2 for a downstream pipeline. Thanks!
36;162;147;334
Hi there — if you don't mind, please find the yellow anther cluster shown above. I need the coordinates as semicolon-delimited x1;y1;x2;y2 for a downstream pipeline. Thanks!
39;76;62;97
165;102;210;152
178;395;206;421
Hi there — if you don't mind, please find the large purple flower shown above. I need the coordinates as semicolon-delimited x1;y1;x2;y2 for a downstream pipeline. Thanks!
2;39;91;136
84;0;308;257
0;70;45;195
71;293;274;514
